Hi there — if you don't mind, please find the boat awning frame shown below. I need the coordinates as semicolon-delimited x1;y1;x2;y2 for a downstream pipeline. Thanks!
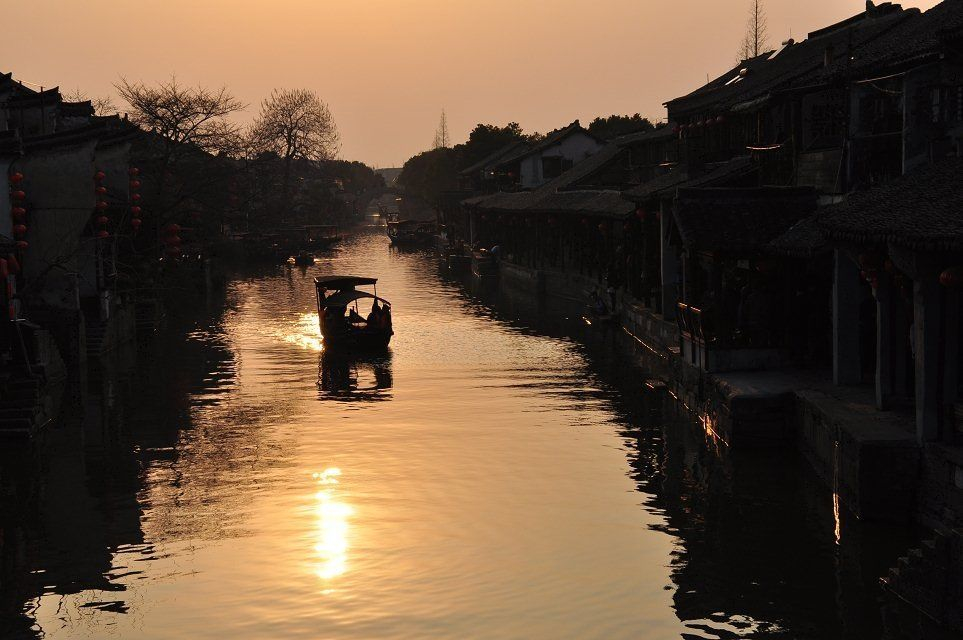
315;275;378;289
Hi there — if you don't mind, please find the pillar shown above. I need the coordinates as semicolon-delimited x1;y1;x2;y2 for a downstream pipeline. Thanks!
943;289;960;429
914;276;942;442
833;249;862;385
660;205;678;320
874;275;894;409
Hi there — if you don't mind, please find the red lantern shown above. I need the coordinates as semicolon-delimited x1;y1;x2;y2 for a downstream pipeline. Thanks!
95;201;109;210
96;216;109;226
130;180;141;189
11;206;26;220
94;171;106;181
96;186;108;195
13;224;26;236
165;223;181;234
11;190;25;201
128;167;140;177
15;240;28;250
940;266;963;287
130;218;142;230
8;172;23;184
131;193;142;202
130;206;142;215
97;230;110;239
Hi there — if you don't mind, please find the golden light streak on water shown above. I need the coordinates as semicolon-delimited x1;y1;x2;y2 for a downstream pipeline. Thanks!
283;312;323;352
312;468;352;581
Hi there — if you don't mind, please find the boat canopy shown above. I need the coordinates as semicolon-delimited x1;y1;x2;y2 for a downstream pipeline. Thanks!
315;275;378;289
320;290;390;308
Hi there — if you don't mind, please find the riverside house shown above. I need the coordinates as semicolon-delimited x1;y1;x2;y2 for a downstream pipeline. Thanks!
458;2;963;637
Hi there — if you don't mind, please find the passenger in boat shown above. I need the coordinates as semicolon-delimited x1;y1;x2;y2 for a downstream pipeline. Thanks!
349;307;365;325
380;304;392;329
325;306;347;333
367;300;381;327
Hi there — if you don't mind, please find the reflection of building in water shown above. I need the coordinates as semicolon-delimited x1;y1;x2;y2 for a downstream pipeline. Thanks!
317;352;393;401
0;290;246;637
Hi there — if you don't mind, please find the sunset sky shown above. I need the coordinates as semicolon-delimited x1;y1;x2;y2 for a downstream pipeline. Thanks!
6;0;941;167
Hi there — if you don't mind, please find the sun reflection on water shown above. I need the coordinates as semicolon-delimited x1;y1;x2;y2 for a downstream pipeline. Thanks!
312;468;352;581
284;313;323;351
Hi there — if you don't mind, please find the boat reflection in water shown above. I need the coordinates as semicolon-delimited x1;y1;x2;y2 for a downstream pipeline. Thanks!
317;350;393;401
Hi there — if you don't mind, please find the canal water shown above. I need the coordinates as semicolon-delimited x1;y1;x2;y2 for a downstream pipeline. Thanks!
0;226;905;639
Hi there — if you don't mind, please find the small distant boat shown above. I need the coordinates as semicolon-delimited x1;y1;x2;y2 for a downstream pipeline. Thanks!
292;251;315;266
304;224;342;250
315;275;393;350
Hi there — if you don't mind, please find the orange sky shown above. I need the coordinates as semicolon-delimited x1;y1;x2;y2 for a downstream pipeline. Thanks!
5;0;942;167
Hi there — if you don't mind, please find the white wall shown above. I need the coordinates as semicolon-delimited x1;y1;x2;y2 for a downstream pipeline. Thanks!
519;131;603;188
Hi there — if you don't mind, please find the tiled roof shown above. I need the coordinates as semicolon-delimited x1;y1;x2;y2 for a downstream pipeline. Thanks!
622;155;756;202
458;140;531;176
463;143;634;218
610;124;676;147
819;156;963;251
822;0;963;78
494;120;601;167
665;4;911;117
767;214;830;257
674;187;818;252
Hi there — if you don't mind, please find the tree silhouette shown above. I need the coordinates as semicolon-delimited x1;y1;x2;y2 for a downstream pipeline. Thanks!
738;0;769;61
249;89;340;218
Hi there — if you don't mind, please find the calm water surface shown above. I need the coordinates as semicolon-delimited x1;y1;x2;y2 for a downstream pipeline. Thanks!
0;227;902;639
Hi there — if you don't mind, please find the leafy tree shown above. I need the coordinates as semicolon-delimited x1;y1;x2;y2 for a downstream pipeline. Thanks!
587;114;655;140
398;147;459;206
460;122;527;168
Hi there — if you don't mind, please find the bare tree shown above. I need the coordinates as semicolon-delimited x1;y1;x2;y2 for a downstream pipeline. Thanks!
249;89;340;214
737;0;769;61
63;87;118;116
432;109;450;149
117;76;245;158
116;76;246;247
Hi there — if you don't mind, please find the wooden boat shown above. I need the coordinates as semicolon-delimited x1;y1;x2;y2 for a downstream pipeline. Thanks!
315;276;393;350
386;215;437;247
292;251;315;266
304;224;342;250
471;250;498;279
